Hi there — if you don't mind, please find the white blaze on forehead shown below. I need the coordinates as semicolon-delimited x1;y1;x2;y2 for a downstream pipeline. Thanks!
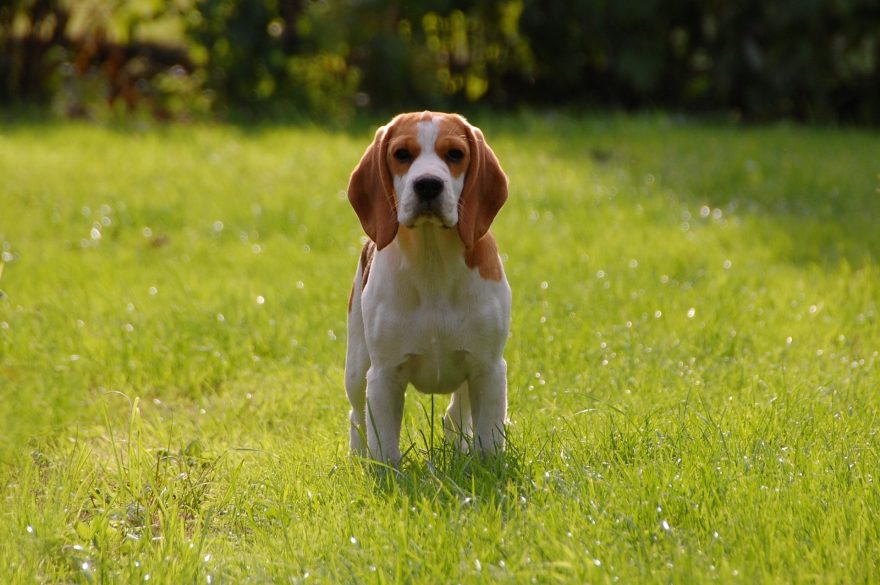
416;118;441;155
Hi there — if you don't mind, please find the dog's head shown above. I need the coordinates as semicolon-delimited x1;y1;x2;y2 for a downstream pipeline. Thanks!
348;111;508;250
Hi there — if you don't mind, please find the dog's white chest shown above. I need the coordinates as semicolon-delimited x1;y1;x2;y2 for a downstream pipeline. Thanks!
361;246;508;396
396;305;471;394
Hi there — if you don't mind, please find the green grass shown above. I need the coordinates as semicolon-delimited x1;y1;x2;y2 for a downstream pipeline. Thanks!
1;112;878;583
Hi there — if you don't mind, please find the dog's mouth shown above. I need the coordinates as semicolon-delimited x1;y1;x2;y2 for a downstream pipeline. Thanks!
406;198;453;227
408;213;452;229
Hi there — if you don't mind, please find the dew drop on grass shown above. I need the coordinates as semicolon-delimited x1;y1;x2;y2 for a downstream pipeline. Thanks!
142;227;153;238
661;520;671;532
26;525;33;534
687;307;696;319
594;559;602;567
204;553;211;562
213;221;224;233
256;295;265;305
350;536;358;545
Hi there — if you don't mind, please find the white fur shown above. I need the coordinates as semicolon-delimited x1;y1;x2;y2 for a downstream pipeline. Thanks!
345;117;511;465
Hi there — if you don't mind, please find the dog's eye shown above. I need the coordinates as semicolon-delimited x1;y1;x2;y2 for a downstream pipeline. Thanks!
393;149;413;163
447;148;464;163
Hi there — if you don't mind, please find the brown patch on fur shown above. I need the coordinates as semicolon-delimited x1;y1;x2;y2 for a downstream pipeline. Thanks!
349;240;376;313
360;240;376;289
464;232;503;281
348;124;398;250
453;117;508;250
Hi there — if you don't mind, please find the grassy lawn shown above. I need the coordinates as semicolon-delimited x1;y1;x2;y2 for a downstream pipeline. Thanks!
1;113;878;583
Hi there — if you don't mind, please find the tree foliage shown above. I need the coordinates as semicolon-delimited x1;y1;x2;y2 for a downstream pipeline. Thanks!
2;0;878;122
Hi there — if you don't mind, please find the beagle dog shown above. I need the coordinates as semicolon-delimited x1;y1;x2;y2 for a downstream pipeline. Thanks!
345;111;511;465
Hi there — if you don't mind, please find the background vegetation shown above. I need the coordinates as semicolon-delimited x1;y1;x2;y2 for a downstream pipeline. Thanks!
2;0;879;122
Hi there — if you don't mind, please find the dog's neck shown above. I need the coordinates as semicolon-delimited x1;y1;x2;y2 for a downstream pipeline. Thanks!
393;223;466;281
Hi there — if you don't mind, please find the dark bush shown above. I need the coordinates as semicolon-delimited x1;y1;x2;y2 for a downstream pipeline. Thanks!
0;0;70;104
519;0;880;122
1;0;878;123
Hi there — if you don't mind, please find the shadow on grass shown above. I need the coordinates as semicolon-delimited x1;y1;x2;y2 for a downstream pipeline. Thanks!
364;442;535;515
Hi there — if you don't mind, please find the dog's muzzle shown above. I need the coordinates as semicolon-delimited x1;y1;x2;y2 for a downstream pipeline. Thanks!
411;175;448;223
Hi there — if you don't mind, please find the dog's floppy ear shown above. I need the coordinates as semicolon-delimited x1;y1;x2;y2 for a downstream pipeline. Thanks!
348;122;399;250
457;120;508;250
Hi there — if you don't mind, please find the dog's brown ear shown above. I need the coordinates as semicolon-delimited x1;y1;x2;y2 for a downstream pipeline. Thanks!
348;123;399;250
457;121;508;250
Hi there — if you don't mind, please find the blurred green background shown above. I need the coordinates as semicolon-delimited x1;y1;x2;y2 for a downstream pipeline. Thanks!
2;0;879;123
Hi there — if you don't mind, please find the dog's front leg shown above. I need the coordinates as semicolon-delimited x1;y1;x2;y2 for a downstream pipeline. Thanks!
365;367;406;465
468;360;508;456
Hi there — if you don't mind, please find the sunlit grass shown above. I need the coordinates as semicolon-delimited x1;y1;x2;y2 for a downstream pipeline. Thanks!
1;113;878;583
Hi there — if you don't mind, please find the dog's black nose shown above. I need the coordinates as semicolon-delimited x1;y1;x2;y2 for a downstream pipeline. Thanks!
414;177;444;201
